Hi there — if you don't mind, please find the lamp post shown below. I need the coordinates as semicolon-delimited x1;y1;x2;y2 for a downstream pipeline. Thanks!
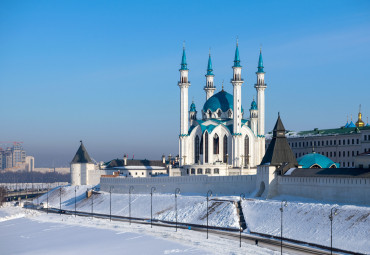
46;184;49;214
280;200;288;254
206;190;213;239
74;186;77;217
91;189;94;219
129;186;134;225
240;193;245;248
109;186;113;222
59;186;62;215
175;188;180;232
151;187;156;228
329;207;338;254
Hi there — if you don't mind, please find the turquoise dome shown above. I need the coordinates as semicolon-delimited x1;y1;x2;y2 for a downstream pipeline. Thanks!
347;121;356;128
190;102;196;112
203;90;243;114
297;153;338;169
250;99;257;110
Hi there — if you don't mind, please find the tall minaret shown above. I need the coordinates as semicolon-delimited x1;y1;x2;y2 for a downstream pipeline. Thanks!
204;50;216;100
231;40;244;167
255;49;267;136
178;44;191;167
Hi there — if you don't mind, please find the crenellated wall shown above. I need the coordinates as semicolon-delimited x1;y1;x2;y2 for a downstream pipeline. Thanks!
277;176;370;205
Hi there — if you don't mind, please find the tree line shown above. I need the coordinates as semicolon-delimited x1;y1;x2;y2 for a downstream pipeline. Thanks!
0;171;70;183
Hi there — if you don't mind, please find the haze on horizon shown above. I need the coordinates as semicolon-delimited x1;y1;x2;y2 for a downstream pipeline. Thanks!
1;0;369;167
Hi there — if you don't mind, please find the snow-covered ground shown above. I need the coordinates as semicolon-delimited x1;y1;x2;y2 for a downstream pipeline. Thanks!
2;185;369;254
0;203;279;255
242;197;370;254
37;185;240;228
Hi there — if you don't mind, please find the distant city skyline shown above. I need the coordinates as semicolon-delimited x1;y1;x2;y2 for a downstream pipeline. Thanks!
1;0;369;167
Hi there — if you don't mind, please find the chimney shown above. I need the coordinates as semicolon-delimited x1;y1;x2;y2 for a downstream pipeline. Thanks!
162;154;166;164
123;154;127;166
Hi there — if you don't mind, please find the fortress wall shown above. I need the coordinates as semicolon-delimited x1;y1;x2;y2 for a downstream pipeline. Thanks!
278;176;370;205
100;175;257;196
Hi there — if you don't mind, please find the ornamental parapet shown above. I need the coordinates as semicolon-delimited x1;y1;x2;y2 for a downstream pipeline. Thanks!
179;134;189;137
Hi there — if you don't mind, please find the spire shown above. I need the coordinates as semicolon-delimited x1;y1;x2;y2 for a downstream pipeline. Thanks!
180;42;188;70
221;80;224;91
257;47;264;73
233;38;241;67
71;141;93;164
190;100;196;112
206;49;214;75
260;113;298;168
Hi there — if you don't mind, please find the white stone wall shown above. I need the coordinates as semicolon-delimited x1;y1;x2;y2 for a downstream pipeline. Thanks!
100;175;257;196
278;176;370;205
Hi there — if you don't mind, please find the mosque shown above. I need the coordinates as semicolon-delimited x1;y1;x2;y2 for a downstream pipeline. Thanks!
176;42;266;176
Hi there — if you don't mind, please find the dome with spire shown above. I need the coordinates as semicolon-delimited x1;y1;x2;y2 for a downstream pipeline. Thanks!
347;121;356;128
190;101;196;112
297;152;339;169
203;90;243;117
250;99;257;110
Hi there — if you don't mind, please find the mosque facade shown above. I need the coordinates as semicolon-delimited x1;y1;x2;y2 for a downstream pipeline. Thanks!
177;43;266;176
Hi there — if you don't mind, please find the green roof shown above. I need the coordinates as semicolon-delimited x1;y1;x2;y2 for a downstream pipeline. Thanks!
297;153;339;168
288;125;370;137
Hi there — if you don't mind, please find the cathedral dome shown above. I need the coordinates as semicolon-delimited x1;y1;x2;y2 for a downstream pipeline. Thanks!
203;90;243;113
297;153;338;169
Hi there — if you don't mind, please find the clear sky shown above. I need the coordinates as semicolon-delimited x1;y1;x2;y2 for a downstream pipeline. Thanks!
1;0;369;167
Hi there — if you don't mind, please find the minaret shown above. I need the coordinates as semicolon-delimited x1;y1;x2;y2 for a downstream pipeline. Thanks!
249;97;258;134
204;50;216;100
178;44;191;167
254;48;267;136
189;100;197;126
231;40;244;167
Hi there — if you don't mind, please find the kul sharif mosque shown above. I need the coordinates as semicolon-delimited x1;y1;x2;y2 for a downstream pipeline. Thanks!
177;41;266;175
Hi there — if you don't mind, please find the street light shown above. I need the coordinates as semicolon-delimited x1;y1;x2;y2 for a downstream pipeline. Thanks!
129;186;134;225
109;186;114;222
46;184;49;214
150;187;156;228
329;207;338;254
91;189;94;219
206;190;213;239
74;186;77;217
175;188;181;232
59;186;62;215
279;200;288;254
240;193;245;247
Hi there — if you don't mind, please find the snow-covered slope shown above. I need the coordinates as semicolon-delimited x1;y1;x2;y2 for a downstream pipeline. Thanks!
34;185;370;254
242;198;370;254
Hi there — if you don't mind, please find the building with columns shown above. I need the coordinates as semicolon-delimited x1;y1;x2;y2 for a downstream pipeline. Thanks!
176;42;267;176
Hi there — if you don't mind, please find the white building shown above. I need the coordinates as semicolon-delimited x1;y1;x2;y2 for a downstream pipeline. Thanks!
25;156;34;172
177;42;266;176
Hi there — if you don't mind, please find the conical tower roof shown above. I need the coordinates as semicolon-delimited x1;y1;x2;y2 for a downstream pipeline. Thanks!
233;40;241;67
206;53;214;75
71;141;93;164
180;45;188;70
261;114;298;167
257;49;264;73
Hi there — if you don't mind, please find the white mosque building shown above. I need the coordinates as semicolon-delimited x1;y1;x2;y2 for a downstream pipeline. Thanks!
176;42;267;176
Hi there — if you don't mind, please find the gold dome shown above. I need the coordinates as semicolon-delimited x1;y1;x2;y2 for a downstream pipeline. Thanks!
356;105;365;127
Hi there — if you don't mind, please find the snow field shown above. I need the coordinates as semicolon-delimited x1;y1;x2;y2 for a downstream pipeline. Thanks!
36;185;240;228
0;203;282;255
242;199;370;254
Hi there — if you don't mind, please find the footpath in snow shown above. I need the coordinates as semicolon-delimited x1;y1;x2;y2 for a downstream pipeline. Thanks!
30;185;370;254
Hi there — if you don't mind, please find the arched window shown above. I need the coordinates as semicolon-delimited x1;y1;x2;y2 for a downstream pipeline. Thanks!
200;135;203;155
213;134;219;154
205;132;209;163
244;135;249;166
228;110;232;118
223;135;228;163
217;110;221;118
208;110;212;118
195;135;200;163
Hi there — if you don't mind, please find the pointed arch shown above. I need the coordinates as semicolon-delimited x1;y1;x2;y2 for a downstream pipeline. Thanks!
195;135;200;163
213;134;219;154
244;135;249;166
205;132;209;163
223;135;228;163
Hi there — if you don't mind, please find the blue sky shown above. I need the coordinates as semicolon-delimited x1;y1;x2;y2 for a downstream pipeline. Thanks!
1;0;369;167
